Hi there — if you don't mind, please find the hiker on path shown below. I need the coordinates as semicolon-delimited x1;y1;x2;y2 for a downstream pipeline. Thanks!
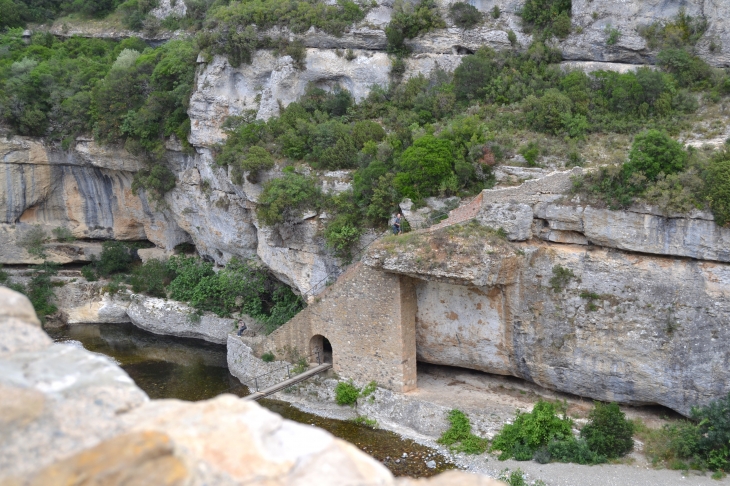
393;213;402;235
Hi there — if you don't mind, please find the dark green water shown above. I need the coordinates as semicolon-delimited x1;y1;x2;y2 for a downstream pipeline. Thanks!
48;322;453;477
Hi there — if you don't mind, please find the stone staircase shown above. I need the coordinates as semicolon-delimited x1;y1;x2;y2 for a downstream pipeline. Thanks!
428;192;484;231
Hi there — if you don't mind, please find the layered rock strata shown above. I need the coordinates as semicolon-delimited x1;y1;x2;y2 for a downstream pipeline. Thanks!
364;223;730;416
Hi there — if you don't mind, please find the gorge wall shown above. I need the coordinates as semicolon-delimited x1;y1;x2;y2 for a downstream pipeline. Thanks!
361;170;730;416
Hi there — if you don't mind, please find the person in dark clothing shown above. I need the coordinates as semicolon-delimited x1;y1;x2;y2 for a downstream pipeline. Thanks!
393;213;402;235
237;322;247;336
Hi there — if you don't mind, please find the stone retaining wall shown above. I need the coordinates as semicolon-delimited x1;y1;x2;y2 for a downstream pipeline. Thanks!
234;263;418;392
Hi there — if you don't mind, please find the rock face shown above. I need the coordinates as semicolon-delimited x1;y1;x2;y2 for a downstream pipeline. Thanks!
0;286;500;486
365;223;730;416
0;136;190;264
126;294;242;345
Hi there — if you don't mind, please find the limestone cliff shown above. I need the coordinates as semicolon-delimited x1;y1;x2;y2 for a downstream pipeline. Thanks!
363;174;730;416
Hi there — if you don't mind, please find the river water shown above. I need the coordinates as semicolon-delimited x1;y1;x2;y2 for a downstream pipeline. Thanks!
48;322;454;478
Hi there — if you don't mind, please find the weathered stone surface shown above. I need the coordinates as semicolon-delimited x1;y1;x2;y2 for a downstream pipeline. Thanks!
24;431;188;486
535;203;730;262
0;136;191;263
366;233;730;416
0;287;148;480
126;294;241;345
477;203;533;241
233;263;418;393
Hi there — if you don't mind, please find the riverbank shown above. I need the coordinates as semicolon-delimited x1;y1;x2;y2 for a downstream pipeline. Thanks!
258;360;730;486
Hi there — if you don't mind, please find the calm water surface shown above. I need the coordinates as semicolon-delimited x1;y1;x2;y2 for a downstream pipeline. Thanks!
48;322;454;477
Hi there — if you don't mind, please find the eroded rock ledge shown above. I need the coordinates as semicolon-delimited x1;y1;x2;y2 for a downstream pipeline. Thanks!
363;213;730;416
0;286;499;485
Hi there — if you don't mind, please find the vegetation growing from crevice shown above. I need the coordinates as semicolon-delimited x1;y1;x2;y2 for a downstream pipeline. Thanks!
549;265;574;293
639;8;708;51
385;0;445;55
519;0;571;39
449;2;482;30
437;409;488;454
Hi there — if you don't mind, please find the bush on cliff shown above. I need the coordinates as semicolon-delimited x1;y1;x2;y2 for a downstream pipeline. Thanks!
256;171;323;226
706;149;730;226
386;0;445;55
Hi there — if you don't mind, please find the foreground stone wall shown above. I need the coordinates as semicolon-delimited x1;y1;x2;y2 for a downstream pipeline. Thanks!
366;230;730;416
232;263;418;392
0;286;500;486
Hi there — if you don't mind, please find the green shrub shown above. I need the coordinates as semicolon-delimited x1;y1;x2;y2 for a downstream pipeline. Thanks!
256;172;323;226
131;164;177;207
605;25;621;45
706;150;730;226
449;2;482;29
580;402;634;459
520;0;571;36
335;380;360;406
657;48;712;88
96;241;133;277
25;261;59;322
0;266;9;285
547;437;606;465
360;381;377;397
549;265;574;293
519;141;540;167
81;264;98;282
639;8;708;50
130;259;173;298
491;401;573;460
524;88;574;135
386;0;445;54
692;392;730;467
437;409;488;454
18;225;48;258
52;226;75;242
394;135;455;201
491;5;501;19
258;285;304;334
351;416;377;428
261;351;275;362
626;130;687;181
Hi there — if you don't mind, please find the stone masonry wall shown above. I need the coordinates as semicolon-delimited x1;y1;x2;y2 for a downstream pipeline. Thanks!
233;263;417;392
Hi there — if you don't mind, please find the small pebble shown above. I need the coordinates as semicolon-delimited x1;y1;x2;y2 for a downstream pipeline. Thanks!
426;460;436;469
402;453;407;458
396;459;401;463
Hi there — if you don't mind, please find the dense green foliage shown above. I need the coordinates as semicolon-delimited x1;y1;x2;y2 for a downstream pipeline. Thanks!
130;258;173;298
256;171;323;226
639;8;708;50
7;262;60;323
334;380;360;406
519;0;571;38
491;401;573;460
449;2;482;30
165;256;304;330
574;133;730;224
492;400;635;465
0;0;120;27
0;31;195;160
640;393;730;473
437;409;488;454
579;402;634;459
386;0;445;55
